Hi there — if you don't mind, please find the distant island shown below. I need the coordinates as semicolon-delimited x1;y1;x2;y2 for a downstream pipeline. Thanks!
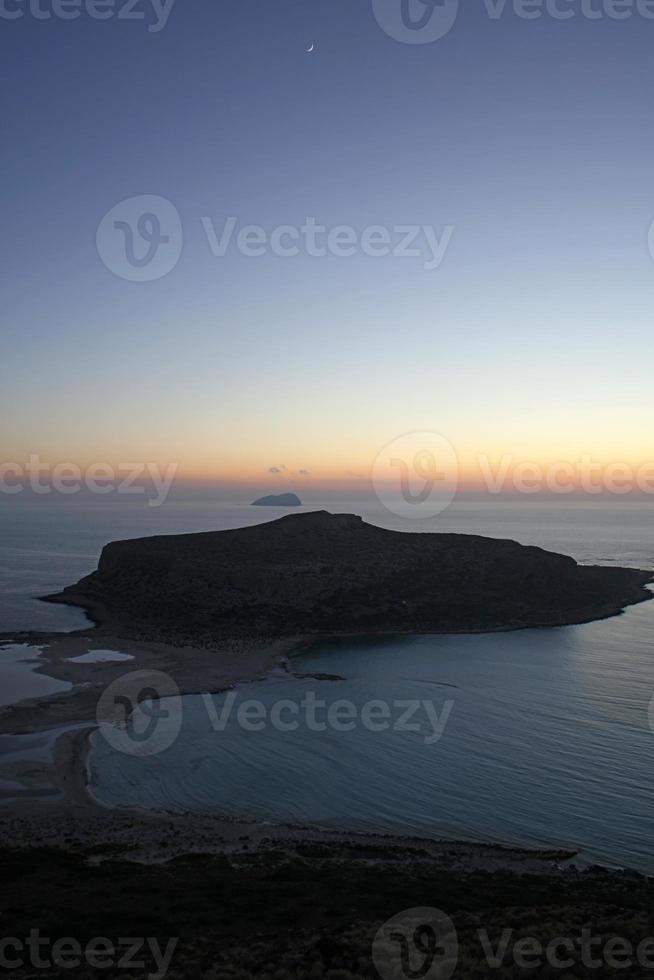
45;511;653;645
252;492;302;507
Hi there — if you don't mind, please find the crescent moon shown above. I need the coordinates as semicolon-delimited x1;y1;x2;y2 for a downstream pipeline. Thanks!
306;43;314;52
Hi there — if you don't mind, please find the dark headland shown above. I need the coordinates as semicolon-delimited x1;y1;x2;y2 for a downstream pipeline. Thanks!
45;511;652;644
251;492;302;506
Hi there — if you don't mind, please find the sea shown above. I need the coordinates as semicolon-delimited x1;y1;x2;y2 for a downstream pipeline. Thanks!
1;494;654;871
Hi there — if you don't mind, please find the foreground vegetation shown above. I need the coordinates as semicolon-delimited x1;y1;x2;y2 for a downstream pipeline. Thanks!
2;842;653;978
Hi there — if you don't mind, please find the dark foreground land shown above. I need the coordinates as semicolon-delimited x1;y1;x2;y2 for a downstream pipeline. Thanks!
2;837;654;979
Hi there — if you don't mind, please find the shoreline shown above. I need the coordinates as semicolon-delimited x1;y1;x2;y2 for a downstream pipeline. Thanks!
1;723;648;878
2;589;654;876
39;510;654;651
51;721;654;876
0;628;589;877
2;573;653;739
0;626;305;737
41;564;654;641
2;722;586;876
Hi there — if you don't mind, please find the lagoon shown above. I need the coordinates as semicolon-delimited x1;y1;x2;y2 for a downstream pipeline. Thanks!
90;590;654;872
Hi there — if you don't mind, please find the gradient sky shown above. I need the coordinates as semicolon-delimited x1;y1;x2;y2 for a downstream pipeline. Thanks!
3;0;654;491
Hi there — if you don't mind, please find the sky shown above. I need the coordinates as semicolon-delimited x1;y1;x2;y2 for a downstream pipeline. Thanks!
2;0;654;496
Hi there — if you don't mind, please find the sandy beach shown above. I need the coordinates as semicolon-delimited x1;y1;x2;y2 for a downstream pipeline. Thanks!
0;625;302;737
0;721;580;878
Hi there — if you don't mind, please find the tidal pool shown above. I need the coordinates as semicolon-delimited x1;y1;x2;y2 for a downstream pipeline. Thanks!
67;650;134;664
0;645;71;707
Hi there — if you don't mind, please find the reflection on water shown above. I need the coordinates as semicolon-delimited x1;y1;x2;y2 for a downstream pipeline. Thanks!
91;594;654;872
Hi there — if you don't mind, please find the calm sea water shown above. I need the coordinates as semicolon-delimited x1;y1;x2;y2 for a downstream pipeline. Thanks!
2;495;654;870
0;644;70;706
90;603;654;870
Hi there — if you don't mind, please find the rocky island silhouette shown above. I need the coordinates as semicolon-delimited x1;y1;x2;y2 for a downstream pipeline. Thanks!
251;492;302;506
45;511;653;645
